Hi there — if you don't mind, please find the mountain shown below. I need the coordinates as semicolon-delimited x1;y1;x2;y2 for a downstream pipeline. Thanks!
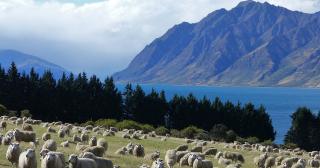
0;49;68;79
113;1;320;87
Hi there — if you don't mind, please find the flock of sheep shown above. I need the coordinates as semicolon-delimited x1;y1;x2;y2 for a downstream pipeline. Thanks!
0;116;320;168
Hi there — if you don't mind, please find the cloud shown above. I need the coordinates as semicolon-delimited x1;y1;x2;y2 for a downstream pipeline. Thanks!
0;0;318;77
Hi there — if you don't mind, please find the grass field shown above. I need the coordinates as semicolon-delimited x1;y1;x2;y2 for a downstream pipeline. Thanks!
0;121;267;168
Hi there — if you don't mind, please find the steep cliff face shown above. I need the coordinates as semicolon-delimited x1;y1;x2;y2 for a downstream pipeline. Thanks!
114;1;320;87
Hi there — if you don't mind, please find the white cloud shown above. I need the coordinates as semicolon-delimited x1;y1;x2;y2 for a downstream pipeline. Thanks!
0;0;318;77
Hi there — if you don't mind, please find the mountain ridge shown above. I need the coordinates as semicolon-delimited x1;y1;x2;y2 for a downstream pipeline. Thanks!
113;1;320;87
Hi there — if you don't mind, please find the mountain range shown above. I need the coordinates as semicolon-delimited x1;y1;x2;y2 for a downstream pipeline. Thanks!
0;49;67;79
113;0;320;87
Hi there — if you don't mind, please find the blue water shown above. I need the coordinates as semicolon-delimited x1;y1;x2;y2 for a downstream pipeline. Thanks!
117;84;320;144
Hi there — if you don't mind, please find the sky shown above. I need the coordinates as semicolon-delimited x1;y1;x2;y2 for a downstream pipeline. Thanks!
0;0;319;77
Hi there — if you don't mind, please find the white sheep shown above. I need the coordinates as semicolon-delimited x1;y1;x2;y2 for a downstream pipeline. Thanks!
42;139;57;151
176;144;188;151
133;144;145;157
188;153;197;166
151;158;165;168
41;152;65;168
18;148;37;168
6;143;22;166
89;136;97;146
253;153;268;167
0;121;7;130
73;135;81;142
144;151;160;161
83;146;105;157
42;133;51;141
308;159;320;167
13;129;36;142
203;148;217;155
69;154;97;168
39;149;65;163
218;157;232;166
81;133;89;142
81;152;113;168
193;157;213;168
61;140;69;147
292;159;306;168
264;156;275;168
97;138;108;152
165;149;177;168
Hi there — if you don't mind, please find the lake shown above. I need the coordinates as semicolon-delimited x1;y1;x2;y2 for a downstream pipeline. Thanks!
117;84;320;144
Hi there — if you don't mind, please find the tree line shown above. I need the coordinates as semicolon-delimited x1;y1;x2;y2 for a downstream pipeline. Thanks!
0;62;275;141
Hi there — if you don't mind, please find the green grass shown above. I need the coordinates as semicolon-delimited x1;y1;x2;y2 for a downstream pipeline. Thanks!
0;122;263;168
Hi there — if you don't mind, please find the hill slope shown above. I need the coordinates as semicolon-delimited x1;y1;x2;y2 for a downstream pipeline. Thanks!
113;1;320;87
0;49;67;78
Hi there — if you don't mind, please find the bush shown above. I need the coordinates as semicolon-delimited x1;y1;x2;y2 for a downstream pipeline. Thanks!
7;110;17;117
82;120;95;126
225;130;237;143
170;129;182;138
141;124;154;133
20;109;32;118
261;140;274;146
240;137;260;144
0;104;7;116
210;124;229;141
95;119;117;128
116;120;142;130
155;126;169;136
181;126;203;139
195;132;210;141
283;143;298;149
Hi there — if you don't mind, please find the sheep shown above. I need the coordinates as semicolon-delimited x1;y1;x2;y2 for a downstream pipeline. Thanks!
57;129;65;138
0;121;7;130
16;119;23;125
42;133;51;141
41;152;65;168
225;163;241;168
22;124;33;131
39;149;65;163
144;151;160;161
2;135;13;145
61;140;69;147
188;153;198;166
179;153;191;167
275;156;285;166
83;146;105;157
89;136;97;146
133;144;145;157
110;127;118;132
122;133;130;139
47;126;56;133
218;157;232;166
76;143;89;152
203;148;217;155
193;157;213;168
191;146;202;152
42;139;57;151
97;138;108;152
151;158;165;168
292;159;307;168
215;151;223;159
176;144;188;151
140;164;150;168
81;152;113;168
308;159;320;167
81;133;89;142
126;142;134;154
165;149;177;168
18;148;37;168
68;154;97;168
6;142;22;166
254;153;268;168
115;147;127;155
73;134;81;142
13;129;36;142
281;157;299;167
223;151;245;163
264;156;275;168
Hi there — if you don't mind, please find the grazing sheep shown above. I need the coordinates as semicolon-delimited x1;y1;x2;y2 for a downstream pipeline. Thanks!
57;129;65;138
292;159;306;168
276;156;285;166
22;124;33;131
76;143;89;152
42;139;57;151
2;135;13;145
151;158;165;168
193;157;213;168
16;119;23;125
47;127;56;133
165;149;177;168
84;146;105;157
179;153;191;167
176;144;188;151
81;152;113;168
254;153;268;168
218;157;232;166
42;133;51;141
73;135;81;142
133;144;145;157
176;151;189;163
215;151;223;159
191;146;202;153
115;147;127;155
122;133;130;139
223;151;245;163
13;129;36;142
41;152;65;168
39;149;65;163
188;153;197;166
185;138;193;143
264;156;275;168
89;136;97;146
281;157;299;167
61;140;69;147
81;133;89;142
97;138;108;152
68;154;97;168
144;151;160;161
0;121;7;130
308;159;320;167
18;149;37;168
225;163;241;168
203;148;217;155
6;143;22;166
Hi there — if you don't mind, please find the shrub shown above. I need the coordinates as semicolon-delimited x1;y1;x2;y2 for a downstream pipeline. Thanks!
210;124;229;141
225;130;237;143
155;126;169;136
0;104;7;116
116;120;141;130
283;143;298;149
141;124;154;133
170;129;181;138
82;120;95;126
261;140;274;146
95;119;117;128
244;137;260;144
195;132;210;141
7;110;17;117
181;126;203;139
20;109;32;118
